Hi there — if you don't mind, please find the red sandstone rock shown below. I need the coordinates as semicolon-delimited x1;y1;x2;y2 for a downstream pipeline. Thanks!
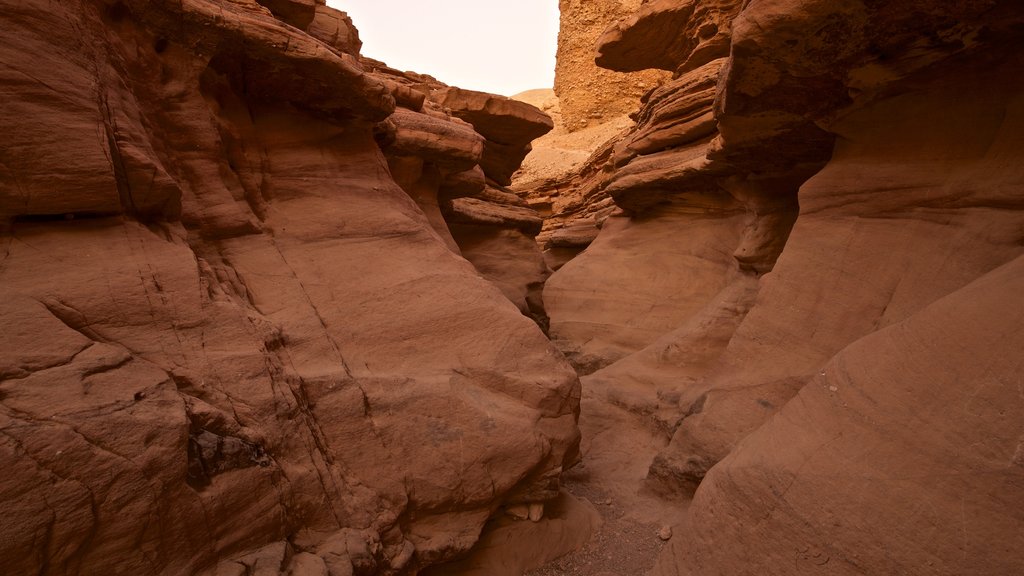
642;0;1024;498
542;1;805;375
544;204;747;374
555;0;670;132
371;80;555;324
306;3;362;57
655;253;1024;575
0;2;577;574
441;183;551;328
596;0;743;75
257;0;317;29
385;108;485;173
534;0;1024;574
431;87;555;186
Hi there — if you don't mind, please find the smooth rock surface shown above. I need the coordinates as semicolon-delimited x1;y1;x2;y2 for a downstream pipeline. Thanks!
0;2;577;574
531;1;1024;574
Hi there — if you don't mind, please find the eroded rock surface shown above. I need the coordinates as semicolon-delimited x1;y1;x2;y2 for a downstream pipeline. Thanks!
364;61;558;329
0;1;577;574
555;0;670;132
533;0;1024;574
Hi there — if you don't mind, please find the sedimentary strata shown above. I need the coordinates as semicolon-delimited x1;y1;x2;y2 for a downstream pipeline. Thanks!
0;1;576;573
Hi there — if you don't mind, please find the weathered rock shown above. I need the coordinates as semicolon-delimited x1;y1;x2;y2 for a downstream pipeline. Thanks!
368;66;556;331
445;195;543;236
555;0;670;131
433;87;554;150
517;134;622;260
443;184;551;328
384;108;485;172
440;166;487;200
257;0;317;29
537;0;1024;574
366;65;485;256
596;0;743;75
545;203;747;374
0;2;579;574
432;87;555;186
541;0;807;373
655;253;1024;576
647;0;1024;498
306;3;362;57
424;492;601;576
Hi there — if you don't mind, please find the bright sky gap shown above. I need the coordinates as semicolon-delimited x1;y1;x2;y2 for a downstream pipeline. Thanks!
327;0;560;96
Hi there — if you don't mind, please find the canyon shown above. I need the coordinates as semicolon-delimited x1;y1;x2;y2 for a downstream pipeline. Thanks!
1;1;1023;575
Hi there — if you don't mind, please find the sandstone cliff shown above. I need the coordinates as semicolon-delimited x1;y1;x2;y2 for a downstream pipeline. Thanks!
0;1;577;574
534;0;1024;574
555;0;670;132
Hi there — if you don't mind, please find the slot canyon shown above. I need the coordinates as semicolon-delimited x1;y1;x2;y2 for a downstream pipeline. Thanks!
1;0;1023;575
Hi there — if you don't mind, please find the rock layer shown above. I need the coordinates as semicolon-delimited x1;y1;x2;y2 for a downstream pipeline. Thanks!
0;1;577;574
543;0;807;376
555;0;670;132
363;43;557;329
535;0;1024;574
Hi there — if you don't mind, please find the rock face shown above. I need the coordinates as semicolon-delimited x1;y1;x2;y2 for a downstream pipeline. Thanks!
536;0;1024;573
544;0;781;375
655;255;1024;576
555;0;669;132
510;89;636;273
365;61;558;327
0;1;577;574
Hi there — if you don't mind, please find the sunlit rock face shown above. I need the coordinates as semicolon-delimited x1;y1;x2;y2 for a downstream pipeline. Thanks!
0;1;578;574
555;0;671;132
542;0;1024;573
519;0;675;269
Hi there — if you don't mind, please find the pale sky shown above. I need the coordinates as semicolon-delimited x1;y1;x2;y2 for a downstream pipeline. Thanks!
326;0;560;97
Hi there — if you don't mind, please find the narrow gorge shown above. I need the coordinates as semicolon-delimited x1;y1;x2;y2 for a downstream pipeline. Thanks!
2;1;1022;575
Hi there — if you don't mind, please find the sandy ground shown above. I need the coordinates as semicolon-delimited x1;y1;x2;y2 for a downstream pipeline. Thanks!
426;389;688;576
524;397;689;576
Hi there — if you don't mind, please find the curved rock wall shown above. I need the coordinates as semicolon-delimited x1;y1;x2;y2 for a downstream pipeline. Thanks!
0;1;577;574
541;0;1024;573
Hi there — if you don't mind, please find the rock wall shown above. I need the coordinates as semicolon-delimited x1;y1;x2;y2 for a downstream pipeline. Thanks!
530;0;754;276
0;1;577;574
541;0;1024;573
555;0;669;132
365;60;558;327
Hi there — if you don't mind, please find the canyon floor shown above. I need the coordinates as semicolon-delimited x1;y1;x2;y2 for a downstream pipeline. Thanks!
524;400;686;576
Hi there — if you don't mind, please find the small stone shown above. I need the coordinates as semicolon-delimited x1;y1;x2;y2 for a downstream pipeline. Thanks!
658;526;673;541
528;502;544;522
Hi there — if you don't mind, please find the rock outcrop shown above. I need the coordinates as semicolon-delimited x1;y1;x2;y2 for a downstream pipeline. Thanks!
555;0;670;132
365;59;558;327
0;1;577;574
535;0;1024;574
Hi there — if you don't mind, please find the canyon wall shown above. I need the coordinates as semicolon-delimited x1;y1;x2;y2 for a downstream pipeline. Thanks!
4;0;1023;574
539;0;1024;573
0;1;578;574
555;0;669;132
